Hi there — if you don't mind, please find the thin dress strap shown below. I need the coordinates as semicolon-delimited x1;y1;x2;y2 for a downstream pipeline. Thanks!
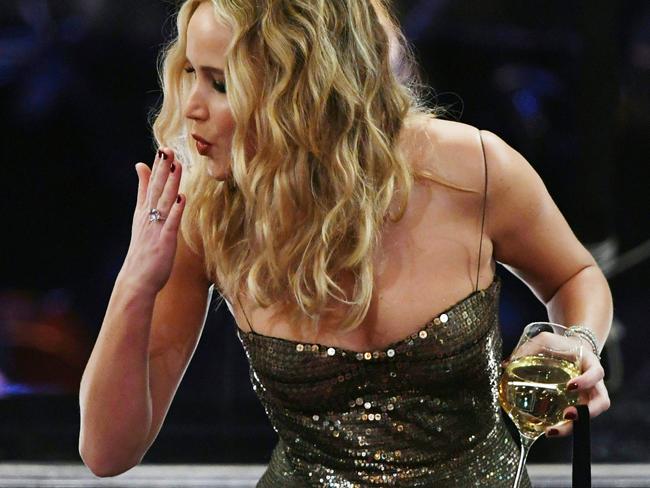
476;129;488;293
236;292;257;334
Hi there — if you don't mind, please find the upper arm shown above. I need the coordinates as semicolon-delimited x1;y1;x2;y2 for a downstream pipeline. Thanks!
140;229;213;455
481;129;597;303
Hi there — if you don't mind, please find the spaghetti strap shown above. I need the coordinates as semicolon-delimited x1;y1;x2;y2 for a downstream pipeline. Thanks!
236;292;257;334
476;129;488;293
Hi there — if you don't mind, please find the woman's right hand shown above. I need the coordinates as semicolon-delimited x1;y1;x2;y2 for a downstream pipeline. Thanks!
120;148;186;295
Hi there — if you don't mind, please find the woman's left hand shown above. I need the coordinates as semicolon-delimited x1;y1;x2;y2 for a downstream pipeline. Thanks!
545;348;611;438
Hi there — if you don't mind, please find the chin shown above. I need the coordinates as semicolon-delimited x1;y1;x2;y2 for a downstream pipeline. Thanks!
206;161;231;181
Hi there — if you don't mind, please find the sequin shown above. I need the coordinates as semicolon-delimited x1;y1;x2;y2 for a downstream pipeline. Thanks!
236;275;531;487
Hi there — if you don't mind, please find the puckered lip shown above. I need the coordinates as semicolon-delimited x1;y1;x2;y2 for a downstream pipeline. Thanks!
191;133;212;145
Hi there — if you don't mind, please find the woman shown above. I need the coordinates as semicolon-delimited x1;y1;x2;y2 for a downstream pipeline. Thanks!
78;0;612;486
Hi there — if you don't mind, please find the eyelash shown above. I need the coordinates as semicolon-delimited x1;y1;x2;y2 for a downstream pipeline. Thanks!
183;66;226;94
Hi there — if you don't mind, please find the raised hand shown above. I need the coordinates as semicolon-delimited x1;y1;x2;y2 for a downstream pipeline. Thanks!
120;148;186;295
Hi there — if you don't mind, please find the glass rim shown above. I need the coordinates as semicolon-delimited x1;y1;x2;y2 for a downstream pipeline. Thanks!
516;321;584;356
524;321;570;330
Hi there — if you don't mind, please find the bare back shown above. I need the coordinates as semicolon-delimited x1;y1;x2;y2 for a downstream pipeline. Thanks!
224;117;495;353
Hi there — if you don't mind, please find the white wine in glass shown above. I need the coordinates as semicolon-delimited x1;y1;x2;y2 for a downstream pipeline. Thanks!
498;322;583;488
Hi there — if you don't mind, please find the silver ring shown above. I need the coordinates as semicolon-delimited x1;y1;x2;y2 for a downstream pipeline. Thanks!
148;208;166;223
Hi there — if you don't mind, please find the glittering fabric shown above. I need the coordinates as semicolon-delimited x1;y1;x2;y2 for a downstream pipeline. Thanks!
236;274;531;487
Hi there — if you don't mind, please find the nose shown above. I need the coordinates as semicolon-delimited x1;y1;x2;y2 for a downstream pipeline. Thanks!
183;85;209;121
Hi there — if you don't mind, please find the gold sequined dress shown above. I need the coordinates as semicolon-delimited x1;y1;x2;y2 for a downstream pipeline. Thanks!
231;130;532;487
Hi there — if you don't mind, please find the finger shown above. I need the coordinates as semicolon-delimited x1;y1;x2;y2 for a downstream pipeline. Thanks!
586;381;611;417
546;404;583;438
149;148;161;182
162;193;185;237
135;163;151;209
559;385;591;425
568;354;604;391
158;158;182;216
545;418;573;438
148;148;173;207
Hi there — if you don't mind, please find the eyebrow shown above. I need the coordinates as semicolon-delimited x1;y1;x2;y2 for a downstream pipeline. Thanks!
185;59;224;75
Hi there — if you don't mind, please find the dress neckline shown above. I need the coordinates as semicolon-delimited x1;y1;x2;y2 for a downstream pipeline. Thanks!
235;274;500;356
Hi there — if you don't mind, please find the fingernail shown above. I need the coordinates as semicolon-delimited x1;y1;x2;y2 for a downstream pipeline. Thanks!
170;163;175;173
157;150;164;159
547;429;559;436
564;411;577;421
568;382;578;391
176;195;181;204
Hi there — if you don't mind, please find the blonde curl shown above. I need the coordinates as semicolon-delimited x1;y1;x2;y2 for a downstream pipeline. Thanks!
151;0;474;334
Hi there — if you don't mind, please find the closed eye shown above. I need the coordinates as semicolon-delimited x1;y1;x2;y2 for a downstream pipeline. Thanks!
183;66;226;93
212;80;227;94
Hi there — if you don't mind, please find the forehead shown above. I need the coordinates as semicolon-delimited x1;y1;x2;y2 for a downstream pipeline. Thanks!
186;2;232;64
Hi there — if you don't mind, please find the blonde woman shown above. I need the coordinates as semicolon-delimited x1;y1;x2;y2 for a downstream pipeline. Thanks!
78;1;612;486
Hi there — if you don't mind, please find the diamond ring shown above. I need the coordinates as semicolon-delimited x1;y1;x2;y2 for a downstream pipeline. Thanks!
148;208;166;223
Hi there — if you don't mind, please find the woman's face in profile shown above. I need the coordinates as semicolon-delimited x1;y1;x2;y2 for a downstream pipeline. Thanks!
183;1;235;180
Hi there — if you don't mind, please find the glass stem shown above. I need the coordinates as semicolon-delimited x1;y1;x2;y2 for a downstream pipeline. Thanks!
512;433;536;488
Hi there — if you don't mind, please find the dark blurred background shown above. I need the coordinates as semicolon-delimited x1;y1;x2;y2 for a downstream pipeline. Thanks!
1;0;649;467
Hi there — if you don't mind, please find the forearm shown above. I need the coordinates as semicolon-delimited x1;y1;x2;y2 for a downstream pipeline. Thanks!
545;264;613;354
78;273;156;475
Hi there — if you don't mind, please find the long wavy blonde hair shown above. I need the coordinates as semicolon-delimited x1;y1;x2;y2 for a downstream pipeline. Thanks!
152;0;475;333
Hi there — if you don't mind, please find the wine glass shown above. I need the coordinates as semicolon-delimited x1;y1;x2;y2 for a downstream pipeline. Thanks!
498;322;583;488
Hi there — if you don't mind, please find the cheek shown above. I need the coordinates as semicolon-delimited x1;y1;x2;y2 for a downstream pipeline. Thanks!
212;104;235;142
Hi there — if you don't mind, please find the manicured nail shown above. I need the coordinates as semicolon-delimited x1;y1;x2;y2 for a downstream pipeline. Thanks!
547;428;559;436
568;382;578;391
157;150;164;159
176;195;181;204
564;411;577;421
170;163;175;173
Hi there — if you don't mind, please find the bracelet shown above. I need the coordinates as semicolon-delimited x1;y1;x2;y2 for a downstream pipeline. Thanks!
566;325;601;360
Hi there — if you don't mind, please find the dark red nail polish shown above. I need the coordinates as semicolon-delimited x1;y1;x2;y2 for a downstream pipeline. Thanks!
170;163;175;173
547;429;559;436
564;411;577;420
176;195;181;204
157;150;164;159
568;382;578;391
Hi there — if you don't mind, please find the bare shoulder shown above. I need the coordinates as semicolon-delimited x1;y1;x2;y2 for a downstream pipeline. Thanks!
405;116;487;194
473;128;553;239
467;128;597;302
417;118;551;232
409;118;597;302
